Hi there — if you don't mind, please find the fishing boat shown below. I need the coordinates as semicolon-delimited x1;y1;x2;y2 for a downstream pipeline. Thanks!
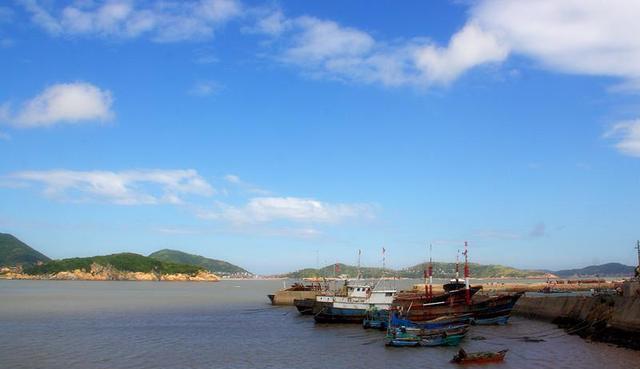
363;306;388;329
293;298;316;315
268;282;323;305
389;311;473;330
385;325;469;347
451;348;508;364
394;242;523;325
313;283;396;323
396;292;523;324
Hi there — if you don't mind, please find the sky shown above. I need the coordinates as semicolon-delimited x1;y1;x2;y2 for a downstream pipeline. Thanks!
1;0;639;274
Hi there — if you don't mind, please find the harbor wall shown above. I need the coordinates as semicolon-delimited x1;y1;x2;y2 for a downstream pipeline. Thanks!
513;286;640;349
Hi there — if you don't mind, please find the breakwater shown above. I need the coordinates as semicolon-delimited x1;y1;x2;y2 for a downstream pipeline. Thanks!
513;281;640;349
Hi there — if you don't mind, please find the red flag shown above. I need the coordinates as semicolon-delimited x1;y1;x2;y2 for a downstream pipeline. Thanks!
335;263;340;274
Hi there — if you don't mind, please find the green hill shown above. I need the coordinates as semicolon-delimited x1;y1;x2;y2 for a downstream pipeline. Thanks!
554;263;635;277
149;249;251;276
284;263;385;279
400;262;546;278
0;233;50;267
284;261;546;279
24;252;203;276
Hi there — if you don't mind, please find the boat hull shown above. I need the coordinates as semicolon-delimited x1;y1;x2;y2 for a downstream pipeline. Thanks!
395;293;523;323
313;306;368;323
293;298;316;315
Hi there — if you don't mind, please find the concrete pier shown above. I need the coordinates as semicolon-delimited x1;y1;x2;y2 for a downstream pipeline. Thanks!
513;281;640;349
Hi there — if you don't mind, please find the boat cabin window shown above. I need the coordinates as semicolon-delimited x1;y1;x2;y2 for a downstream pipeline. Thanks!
385;292;393;297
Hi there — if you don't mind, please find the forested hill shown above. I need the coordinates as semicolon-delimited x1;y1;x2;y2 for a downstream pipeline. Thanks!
149;249;251;276
0;233;50;267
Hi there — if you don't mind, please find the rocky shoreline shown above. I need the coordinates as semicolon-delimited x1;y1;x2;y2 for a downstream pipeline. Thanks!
0;263;220;282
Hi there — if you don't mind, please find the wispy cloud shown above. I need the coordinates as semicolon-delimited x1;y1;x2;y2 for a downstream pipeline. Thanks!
254;13;506;87
19;0;242;42
475;222;546;241
528;222;546;238
197;196;375;224
604;120;640;157
223;174;269;195
188;80;223;96
6;169;214;205
1;82;113;128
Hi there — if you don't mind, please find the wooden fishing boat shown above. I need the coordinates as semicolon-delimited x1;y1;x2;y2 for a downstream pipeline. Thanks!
451;348;508;364
385;325;469;347
394;292;523;323
390;311;473;330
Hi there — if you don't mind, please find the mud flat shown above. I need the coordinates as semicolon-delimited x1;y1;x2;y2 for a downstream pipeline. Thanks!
513;280;640;349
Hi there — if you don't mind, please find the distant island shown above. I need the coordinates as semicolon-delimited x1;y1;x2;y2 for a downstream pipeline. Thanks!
0;232;251;281
553;263;636;278
281;260;636;280
1;232;635;281
281;262;551;279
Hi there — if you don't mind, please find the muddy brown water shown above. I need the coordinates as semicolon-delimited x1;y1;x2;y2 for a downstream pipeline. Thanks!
1;280;638;369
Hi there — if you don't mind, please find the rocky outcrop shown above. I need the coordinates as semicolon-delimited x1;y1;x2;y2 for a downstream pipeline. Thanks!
0;262;220;281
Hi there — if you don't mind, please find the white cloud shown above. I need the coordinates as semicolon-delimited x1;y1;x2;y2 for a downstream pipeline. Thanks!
604;120;640;157
254;1;640;88
7;169;214;205
257;12;507;87
414;23;509;85
252;9;287;36
223;174;269;195
471;0;640;84
199;196;374;224
20;0;241;42
283;16;375;63
1;82;113;128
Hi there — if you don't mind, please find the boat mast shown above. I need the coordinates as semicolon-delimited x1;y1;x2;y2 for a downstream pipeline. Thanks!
428;244;433;301
455;249;460;281
464;241;470;305
357;249;362;280
636;240;640;269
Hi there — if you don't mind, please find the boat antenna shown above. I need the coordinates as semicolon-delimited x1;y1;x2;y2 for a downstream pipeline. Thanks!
382;247;386;276
428;244;433;301
464;241;470;305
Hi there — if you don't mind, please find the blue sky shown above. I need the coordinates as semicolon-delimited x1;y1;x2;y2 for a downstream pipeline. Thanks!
1;1;639;274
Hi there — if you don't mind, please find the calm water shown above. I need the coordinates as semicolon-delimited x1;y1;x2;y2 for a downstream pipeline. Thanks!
0;280;638;369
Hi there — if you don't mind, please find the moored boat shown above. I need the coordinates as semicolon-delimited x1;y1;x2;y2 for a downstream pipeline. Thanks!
313;282;396;323
268;282;323;305
451;348;508;364
293;298;316;315
385;325;469;347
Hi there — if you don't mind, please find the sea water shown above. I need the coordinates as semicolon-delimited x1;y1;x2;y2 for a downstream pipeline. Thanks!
0;280;638;369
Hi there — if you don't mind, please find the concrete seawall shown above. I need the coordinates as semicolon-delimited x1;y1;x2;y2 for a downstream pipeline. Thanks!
513;290;640;349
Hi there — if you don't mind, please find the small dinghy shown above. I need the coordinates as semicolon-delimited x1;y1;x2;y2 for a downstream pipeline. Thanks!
451;348;508;364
